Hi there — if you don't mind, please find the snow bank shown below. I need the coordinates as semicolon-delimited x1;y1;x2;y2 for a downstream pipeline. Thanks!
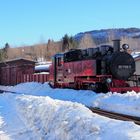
1;82;140;117
0;82;96;106
1;93;140;140
92;91;140;116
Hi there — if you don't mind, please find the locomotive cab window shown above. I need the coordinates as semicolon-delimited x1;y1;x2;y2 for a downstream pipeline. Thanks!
57;57;62;66
57;57;61;66
64;49;82;62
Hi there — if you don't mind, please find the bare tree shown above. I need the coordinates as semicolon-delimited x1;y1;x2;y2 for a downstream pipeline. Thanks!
78;33;96;49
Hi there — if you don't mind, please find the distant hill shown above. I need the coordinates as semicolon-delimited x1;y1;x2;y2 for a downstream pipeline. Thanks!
74;28;140;49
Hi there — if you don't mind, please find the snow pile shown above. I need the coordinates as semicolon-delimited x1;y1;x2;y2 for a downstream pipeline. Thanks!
0;82;97;106
92;91;140;116
0;93;140;140
1;82;140;117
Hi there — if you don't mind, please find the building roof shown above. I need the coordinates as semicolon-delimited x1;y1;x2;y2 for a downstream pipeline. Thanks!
0;58;36;64
135;55;140;61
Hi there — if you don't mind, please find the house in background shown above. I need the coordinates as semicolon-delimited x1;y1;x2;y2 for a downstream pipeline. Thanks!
131;52;140;75
0;58;36;85
135;55;140;75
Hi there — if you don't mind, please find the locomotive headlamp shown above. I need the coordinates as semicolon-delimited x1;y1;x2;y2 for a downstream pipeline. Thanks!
122;44;129;50
106;78;112;83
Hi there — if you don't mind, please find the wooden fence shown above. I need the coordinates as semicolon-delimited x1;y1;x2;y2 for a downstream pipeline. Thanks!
21;73;49;83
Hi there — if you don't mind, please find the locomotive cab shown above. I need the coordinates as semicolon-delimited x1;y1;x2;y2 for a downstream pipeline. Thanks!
49;54;64;87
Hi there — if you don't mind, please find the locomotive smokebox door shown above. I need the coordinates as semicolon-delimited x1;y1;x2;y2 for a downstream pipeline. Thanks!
110;52;135;80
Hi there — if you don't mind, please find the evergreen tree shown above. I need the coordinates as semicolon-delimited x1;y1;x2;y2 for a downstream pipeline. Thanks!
62;34;77;52
3;43;10;60
62;34;69;51
0;43;10;62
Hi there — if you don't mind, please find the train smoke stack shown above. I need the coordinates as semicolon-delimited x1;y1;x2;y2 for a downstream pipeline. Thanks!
113;39;120;52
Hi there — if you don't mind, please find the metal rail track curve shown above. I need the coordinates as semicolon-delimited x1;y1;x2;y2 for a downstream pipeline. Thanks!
89;107;140;125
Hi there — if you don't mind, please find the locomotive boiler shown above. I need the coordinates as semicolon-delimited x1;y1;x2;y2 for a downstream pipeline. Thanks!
49;40;140;93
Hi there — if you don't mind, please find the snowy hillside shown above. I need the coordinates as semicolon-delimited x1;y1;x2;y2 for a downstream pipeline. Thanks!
74;28;140;45
0;82;140;139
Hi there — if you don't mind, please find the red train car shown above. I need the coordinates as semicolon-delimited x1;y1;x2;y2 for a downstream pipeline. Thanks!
0;58;36;85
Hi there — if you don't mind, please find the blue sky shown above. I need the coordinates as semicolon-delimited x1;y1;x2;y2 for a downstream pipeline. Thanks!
0;0;140;47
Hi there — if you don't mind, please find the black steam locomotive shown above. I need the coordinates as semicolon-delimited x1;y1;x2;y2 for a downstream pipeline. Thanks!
94;40;135;80
49;40;140;93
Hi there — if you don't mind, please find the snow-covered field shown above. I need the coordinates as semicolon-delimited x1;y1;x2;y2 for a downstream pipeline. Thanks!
1;82;140;117
0;82;140;139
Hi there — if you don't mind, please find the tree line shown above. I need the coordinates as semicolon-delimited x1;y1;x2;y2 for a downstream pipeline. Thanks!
1;33;140;62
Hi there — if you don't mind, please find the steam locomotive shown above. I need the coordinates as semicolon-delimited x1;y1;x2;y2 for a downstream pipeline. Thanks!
49;40;140;93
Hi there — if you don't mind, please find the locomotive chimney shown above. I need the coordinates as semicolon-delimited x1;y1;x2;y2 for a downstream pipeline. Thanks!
112;39;120;52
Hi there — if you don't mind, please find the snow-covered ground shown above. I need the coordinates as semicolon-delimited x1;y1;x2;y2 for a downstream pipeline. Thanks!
0;82;140;139
1;82;140;117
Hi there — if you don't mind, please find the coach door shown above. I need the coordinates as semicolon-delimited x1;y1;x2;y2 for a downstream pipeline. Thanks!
55;55;64;83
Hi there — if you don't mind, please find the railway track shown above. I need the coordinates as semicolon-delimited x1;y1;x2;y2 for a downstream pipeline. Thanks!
89;107;140;125
1;89;140;125
0;90;18;94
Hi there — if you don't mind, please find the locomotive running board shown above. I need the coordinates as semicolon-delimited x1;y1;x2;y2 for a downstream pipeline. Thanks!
110;87;140;93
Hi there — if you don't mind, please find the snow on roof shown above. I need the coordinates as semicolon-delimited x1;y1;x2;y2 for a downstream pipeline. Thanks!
36;61;52;65
131;51;140;62
34;72;49;74
135;57;140;62
35;61;52;71
35;64;50;71
131;52;140;59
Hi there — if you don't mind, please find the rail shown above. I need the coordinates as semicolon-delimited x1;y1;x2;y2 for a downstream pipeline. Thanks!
89;107;140;125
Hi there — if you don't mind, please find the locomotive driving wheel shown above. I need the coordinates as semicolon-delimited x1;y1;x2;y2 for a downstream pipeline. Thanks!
88;83;108;93
88;83;97;91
